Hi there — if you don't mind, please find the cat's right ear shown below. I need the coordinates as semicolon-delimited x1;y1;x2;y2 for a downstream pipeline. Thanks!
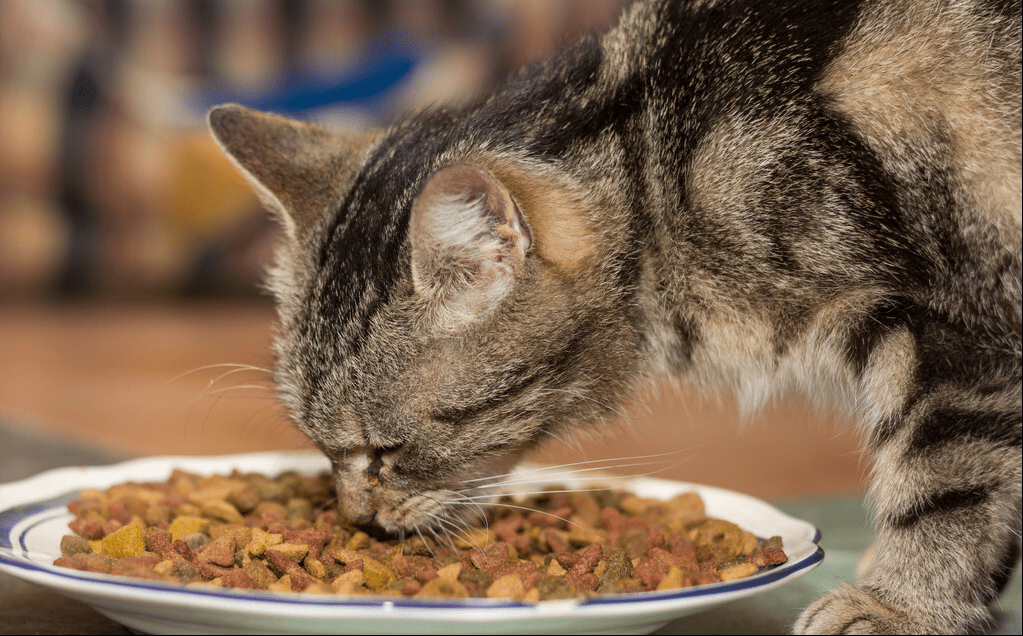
410;164;532;328
207;103;376;241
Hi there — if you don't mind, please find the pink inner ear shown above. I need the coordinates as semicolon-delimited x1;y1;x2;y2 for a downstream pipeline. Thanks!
410;163;532;317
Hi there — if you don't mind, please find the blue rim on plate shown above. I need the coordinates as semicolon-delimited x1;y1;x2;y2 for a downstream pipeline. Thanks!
0;452;824;634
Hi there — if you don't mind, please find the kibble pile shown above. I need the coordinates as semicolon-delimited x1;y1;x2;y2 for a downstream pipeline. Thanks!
54;469;786;600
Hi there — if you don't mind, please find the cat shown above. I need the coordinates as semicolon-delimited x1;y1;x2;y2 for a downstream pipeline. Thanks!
207;0;1021;632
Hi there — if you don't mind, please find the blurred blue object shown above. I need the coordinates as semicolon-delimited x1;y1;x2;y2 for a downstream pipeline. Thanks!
194;38;421;119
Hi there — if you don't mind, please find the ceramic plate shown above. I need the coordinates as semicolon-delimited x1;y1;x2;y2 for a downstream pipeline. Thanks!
0;452;822;635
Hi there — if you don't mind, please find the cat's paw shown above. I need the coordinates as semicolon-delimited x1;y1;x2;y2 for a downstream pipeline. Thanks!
794;584;926;634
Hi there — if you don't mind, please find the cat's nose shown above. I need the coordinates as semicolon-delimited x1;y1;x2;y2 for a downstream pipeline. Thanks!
351;509;376;526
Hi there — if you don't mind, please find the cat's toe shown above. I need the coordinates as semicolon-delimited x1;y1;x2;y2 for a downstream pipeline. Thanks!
794;584;923;635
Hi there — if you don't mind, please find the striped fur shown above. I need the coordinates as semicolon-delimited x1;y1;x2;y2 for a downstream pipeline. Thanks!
209;0;1021;632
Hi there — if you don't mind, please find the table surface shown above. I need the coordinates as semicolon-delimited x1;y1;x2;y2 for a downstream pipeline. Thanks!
1;419;1019;635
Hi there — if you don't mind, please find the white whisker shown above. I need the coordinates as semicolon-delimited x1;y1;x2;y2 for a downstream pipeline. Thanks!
163;362;273;388
442;499;596;540
464;461;678;492
462;449;685;484
436;490;492;531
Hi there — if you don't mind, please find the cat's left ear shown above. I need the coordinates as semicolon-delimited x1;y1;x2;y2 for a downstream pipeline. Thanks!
410;163;532;326
208;103;376;242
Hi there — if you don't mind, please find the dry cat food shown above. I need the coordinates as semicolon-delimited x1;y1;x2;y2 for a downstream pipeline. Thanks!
54;469;787;600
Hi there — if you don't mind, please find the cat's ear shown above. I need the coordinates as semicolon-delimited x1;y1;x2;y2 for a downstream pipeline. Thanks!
207;103;375;241
410;163;532;326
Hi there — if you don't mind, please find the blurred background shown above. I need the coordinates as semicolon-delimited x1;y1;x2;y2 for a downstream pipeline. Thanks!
0;0;865;499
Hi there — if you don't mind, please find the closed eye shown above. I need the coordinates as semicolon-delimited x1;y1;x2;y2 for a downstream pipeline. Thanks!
431;371;545;424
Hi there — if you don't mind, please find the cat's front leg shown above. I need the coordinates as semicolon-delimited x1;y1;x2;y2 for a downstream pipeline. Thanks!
795;396;1021;635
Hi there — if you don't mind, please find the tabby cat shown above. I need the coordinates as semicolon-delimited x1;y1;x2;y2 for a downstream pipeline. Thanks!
208;0;1021;632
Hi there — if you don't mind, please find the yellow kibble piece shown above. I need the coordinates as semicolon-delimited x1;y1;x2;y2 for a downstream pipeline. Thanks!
247;527;282;556
486;573;525;600
567;517;604;546
267;574;292;593
332;569;365;594
100;523;146;558
451;527;492;549
740;531;759;555
546;560;567;577
362;558;395;590
273;543;309;562
436;562;461;581
329;548;364;565
718;561;758;582
305;558;327;580
619;494;651;516
417;577;469;599
656;566;685;591
191;475;248;503
346;531;370;551
153;559;175;576
303;582;335;594
88;540;103;553
168;516;211;542
199;499;245;525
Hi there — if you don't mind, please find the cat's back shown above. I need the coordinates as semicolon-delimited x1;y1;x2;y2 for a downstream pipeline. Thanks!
614;0;1021;343
820;0;1021;242
819;0;1021;343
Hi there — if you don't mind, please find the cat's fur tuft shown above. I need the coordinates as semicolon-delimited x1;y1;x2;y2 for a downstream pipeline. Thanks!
209;0;1021;632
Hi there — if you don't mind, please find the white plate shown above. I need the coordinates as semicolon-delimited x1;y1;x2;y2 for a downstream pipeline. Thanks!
0;451;822;635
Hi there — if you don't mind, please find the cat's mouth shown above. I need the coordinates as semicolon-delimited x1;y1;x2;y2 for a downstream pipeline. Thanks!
331;446;525;537
339;483;503;538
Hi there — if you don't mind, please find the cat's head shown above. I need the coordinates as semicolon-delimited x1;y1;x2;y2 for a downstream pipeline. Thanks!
209;104;639;534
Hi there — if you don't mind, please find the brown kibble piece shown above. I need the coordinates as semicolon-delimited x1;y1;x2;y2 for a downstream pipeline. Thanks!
457;568;493;597
68;517;104;541
54;553;113;574
228;485;261;513
747;547;787;568
666;529;698;568
198;535;236;568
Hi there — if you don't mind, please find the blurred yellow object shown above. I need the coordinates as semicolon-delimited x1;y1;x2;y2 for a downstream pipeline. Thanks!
167;130;259;239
